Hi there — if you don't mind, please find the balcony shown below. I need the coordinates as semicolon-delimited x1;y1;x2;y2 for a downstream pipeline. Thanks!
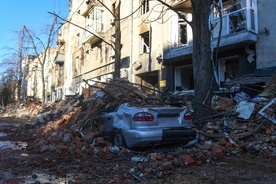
82;23;104;44
54;53;65;65
81;0;101;16
82;6;105;44
211;1;258;47
166;0;258;60
82;30;104;45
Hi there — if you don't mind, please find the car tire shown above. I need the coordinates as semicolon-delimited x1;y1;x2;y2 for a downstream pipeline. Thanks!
114;132;126;147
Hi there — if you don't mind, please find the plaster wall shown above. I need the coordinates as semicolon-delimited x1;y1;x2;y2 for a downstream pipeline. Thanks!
256;0;276;69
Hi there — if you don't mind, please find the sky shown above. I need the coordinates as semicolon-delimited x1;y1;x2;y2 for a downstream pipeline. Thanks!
0;0;69;72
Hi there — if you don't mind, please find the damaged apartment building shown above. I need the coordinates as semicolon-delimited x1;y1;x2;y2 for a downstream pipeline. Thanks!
25;0;276;102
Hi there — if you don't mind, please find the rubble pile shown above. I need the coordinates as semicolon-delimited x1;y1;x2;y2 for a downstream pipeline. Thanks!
29;78;151;154
198;94;276;158
0;101;42;120
0;77;275;180
195;72;276;161
33;79;275;159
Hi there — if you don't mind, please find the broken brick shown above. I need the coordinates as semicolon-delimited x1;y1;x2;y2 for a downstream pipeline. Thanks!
155;154;164;161
56;168;64;174
75;148;82;154
166;155;174;161
179;155;195;165
266;128;271;136
56;145;68;151
96;137;104;143
161;161;174;170
119;147;127;155
105;154;114;160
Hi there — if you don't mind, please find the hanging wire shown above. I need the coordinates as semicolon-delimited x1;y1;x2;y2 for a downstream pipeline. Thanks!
209;0;223;86
203;0;223;104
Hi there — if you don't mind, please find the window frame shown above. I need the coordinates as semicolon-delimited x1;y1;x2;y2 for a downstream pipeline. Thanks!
140;31;150;54
85;7;105;33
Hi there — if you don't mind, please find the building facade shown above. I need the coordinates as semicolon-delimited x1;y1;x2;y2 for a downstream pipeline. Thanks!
27;0;276;102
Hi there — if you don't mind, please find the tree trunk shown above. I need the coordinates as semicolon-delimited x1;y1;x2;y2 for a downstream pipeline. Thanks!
191;0;214;122
17;79;22;101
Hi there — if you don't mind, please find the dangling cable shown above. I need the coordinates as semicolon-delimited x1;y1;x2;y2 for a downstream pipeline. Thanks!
209;0;223;87
203;0;223;104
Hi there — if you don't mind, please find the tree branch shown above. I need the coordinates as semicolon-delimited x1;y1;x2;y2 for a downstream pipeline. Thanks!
155;0;192;27
48;12;114;49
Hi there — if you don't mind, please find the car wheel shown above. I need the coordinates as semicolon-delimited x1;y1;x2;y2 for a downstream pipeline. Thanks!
113;132;126;147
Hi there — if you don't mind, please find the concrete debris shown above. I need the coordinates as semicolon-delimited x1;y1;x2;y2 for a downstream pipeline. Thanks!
236;101;255;119
0;78;275;181
258;97;276;124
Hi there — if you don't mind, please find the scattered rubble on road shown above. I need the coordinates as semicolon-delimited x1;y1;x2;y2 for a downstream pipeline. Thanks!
0;76;275;181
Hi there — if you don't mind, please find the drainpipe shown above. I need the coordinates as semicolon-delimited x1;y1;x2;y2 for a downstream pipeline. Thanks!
131;0;134;83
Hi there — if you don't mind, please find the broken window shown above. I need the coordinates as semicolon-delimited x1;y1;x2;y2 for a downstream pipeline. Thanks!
140;31;150;54
218;57;239;85
221;0;247;32
90;42;103;60
227;2;246;32
175;65;194;90
211;0;256;36
179;19;187;45
140;31;150;53
141;0;149;15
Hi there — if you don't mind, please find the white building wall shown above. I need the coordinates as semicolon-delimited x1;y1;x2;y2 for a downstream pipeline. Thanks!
256;0;276;69
26;57;42;99
63;23;74;96
131;0;165;75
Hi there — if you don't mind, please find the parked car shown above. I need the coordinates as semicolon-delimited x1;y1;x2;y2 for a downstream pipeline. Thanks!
99;100;198;149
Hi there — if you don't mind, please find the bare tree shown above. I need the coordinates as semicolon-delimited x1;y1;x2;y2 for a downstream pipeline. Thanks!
23;17;58;104
0;27;28;102
0;71;17;106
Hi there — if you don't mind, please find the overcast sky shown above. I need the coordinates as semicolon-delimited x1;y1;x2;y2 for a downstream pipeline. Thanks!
0;0;69;71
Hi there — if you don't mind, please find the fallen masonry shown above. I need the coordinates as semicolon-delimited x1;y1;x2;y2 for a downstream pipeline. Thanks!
0;77;275;180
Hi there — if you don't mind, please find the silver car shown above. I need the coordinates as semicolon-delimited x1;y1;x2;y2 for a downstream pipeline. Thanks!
99;102;198;149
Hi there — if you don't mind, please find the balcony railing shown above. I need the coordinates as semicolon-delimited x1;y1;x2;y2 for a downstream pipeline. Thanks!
82;23;104;44
170;1;257;50
211;2;257;38
54;53;65;65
